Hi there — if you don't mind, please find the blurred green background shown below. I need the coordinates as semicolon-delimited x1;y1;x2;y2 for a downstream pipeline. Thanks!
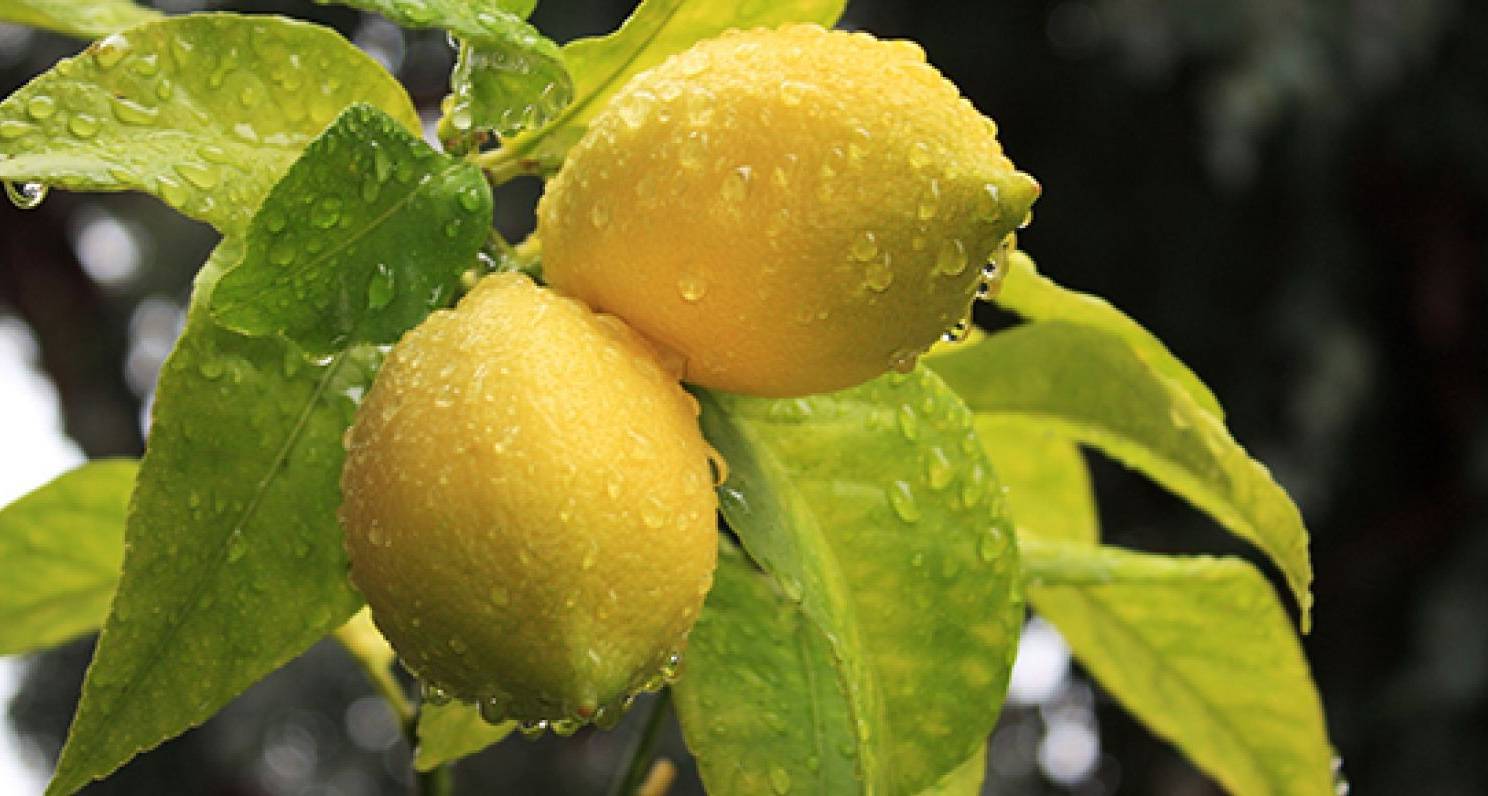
1;0;1484;793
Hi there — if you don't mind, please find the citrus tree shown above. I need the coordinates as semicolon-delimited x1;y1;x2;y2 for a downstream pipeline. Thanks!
0;1;1334;793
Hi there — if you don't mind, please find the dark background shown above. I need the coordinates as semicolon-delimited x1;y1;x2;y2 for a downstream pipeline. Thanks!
3;0;1485;793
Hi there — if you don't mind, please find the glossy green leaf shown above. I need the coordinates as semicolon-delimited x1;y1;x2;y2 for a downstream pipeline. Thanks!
499;0;847;170
450;28;570;137
414;702;514;772
319;0;569;137
47;239;379;795
0;14;419;235
0;459;135;655
1022;539;1333;796
995;250;1224;419
693;367;1023;794
210;104;491;356
971;415;1098;546
933;321;1314;630
674;540;861;794
0;0;159;39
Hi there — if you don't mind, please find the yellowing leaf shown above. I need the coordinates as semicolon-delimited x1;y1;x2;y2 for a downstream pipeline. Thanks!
0;0;159;40
995;250;1224;419
673;541;863;793
1023;539;1333;796
973;415;1098;546
933;322;1314;630
0;460;135;655
415;702;513;772
0;14;418;235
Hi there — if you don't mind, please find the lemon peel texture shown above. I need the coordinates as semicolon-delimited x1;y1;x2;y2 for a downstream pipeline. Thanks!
538;24;1040;397
340;272;718;729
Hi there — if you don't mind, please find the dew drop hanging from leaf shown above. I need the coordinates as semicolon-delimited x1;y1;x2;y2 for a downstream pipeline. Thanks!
5;180;47;209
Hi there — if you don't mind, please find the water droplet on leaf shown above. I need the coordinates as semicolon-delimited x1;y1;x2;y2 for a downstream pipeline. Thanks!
5;181;47;210
25;95;56;120
311;197;342;228
111;96;159;125
769;766;792;794
175;162;218;189
67;113;100;138
92;35;128;70
367;263;395;309
888;480;921;522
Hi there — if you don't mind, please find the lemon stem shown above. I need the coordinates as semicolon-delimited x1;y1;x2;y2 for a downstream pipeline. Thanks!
471;147;531;185
471;145;563;184
609;688;673;796
416;765;454;796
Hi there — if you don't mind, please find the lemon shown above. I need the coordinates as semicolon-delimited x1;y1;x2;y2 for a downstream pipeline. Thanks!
339;272;719;727
538;24;1039;397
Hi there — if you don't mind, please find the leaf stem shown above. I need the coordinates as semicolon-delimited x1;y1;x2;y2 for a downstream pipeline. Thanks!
332;616;453;795
609;689;673;796
333;620;414;730
416;763;455;796
471;146;562;185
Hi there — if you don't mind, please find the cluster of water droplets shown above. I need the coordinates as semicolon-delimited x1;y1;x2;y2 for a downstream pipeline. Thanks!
1;21;387;219
415;649;687;738
446;24;574;138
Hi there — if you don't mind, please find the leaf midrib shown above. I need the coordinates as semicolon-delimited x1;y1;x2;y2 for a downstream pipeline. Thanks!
974;406;1309;610
720;405;884;792
53;346;351;792
1030;583;1275;794
219;154;475;341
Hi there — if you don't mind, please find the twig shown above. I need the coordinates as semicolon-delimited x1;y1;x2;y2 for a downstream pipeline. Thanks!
609;689;674;796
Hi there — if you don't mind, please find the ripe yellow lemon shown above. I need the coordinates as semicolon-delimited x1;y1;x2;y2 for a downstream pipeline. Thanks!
339;272;718;728
538;24;1039;397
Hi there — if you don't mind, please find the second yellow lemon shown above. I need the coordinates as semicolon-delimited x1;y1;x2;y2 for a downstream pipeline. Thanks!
340;272;718;728
538;24;1039;397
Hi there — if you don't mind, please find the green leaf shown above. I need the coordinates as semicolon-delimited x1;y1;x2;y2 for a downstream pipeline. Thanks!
994;250;1225;419
674;540;862;794
971;415;1098;545
499;0;847;169
317;0;536;24
414;702;514;772
692;367;1023;794
0;0;160;40
450;32;571;138
0;13;419;235
1022;539;1333;796
0;459;136;655
210;104;491;356
318;0;570;137
933;321;1315;630
917;746;986;795
47;238;379;795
